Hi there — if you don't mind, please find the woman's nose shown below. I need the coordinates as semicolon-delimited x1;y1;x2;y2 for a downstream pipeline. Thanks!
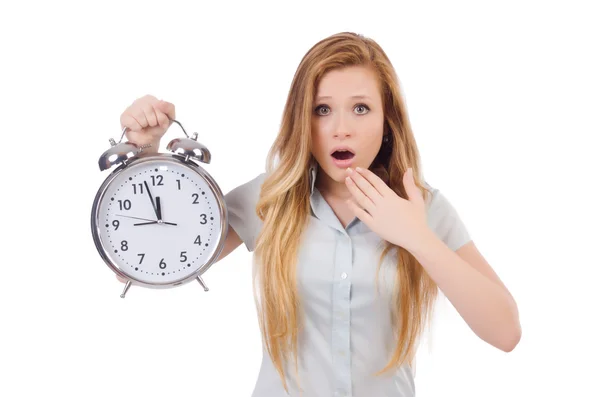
332;113;353;138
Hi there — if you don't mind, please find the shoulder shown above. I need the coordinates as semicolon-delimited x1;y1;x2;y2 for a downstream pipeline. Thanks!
422;180;472;251
223;172;267;252
226;172;267;194
423;180;450;212
224;171;267;214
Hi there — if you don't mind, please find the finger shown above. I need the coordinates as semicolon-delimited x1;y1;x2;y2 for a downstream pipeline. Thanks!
404;168;425;207
156;100;176;120
346;197;373;225
355;167;391;197
120;114;143;131
155;108;170;129
345;176;376;214
347;168;383;204
143;104;158;127
132;108;149;128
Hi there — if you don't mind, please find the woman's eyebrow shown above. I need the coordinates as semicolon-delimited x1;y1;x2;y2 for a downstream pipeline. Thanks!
315;95;372;101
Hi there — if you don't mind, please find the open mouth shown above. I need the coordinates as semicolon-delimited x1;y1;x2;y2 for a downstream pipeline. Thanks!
331;150;355;160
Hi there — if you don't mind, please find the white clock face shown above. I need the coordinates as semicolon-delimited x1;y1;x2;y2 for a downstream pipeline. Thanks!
94;158;225;284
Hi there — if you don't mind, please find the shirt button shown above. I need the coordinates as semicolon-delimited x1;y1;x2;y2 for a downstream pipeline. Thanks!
341;272;348;279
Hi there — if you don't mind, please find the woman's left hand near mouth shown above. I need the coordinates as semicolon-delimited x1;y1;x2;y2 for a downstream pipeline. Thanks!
344;166;435;252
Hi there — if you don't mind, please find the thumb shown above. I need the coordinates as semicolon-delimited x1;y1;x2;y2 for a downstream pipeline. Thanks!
404;168;420;203
156;100;176;121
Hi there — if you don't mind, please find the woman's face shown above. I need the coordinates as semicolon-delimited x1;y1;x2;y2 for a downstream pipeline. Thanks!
310;65;385;189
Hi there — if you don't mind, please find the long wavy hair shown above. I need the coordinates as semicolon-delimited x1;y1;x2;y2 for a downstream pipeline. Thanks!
253;32;437;393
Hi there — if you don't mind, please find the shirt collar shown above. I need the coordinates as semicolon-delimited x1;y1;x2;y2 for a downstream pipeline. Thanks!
309;163;318;195
308;162;360;233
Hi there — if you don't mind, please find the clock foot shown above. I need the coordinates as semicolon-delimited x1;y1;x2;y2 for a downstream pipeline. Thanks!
196;276;209;292
120;280;132;298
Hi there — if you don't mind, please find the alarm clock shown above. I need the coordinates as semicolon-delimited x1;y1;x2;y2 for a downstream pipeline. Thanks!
91;120;228;298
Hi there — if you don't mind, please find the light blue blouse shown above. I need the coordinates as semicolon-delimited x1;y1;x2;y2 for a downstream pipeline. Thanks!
224;164;471;397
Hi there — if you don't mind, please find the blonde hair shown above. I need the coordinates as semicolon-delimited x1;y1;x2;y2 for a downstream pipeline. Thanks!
253;32;437;393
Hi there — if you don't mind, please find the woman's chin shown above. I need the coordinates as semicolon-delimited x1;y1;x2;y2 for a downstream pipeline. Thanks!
321;165;354;184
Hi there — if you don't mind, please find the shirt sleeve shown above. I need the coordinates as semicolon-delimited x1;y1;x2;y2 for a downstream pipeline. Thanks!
223;172;266;252
425;184;472;251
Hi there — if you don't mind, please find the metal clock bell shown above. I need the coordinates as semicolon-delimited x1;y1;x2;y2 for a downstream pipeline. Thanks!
91;120;228;298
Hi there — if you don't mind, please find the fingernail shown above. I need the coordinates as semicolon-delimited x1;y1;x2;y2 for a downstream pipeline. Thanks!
356;167;363;172
346;167;353;174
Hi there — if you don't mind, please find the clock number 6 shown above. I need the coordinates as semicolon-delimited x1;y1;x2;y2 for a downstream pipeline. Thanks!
159;258;167;269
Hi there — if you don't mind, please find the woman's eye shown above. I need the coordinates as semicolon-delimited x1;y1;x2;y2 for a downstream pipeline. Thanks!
314;104;369;116
315;105;330;116
355;104;370;115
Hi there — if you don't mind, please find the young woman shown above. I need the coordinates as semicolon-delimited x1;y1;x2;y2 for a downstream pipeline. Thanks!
119;32;521;397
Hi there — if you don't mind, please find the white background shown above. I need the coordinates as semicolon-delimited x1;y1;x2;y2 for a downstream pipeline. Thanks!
1;1;598;396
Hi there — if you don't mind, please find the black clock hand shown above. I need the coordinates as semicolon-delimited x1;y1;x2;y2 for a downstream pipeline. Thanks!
156;196;162;221
143;180;159;219
133;220;178;226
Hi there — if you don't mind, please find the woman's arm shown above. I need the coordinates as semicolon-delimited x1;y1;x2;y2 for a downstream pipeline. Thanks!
410;237;521;352
214;225;243;263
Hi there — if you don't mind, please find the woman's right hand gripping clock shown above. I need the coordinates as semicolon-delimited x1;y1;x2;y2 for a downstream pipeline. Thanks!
119;94;176;155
